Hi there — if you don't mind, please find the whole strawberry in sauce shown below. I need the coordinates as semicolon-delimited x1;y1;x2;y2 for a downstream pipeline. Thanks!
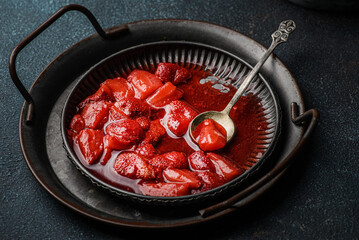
193;119;227;151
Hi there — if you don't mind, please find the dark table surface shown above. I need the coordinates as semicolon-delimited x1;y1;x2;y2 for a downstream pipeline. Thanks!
1;0;358;239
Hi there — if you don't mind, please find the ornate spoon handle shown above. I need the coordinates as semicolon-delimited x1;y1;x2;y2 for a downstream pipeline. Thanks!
221;20;296;115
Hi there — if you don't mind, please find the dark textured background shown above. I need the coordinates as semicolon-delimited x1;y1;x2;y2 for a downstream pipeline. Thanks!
1;0;358;239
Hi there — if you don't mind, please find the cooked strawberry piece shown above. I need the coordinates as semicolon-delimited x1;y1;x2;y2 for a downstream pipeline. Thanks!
163;168;201;189
81;100;111;129
141;119;166;145
174;67;192;84
188;150;216;172
78;85;113;109
166;100;198;136
114;97;150;118
147;151;188;169
106;119;143;144
109;105;130;122
139;182;190;197
155;63;192;85
193;119;227;151
76;129;104;165
206;152;243;181
153;168;165;182
103;135;131;150
135;116;150;131
135;144;158;159
194;171;224;192
127;70;163;100
150;108;166;120
155;63;177;83
69;114;85;133
113;152;156;180
100;148;112;165
101;77;134;101
146;82;183;107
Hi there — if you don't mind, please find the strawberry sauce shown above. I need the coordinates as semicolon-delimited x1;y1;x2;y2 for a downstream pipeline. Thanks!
178;69;269;166
67;64;269;196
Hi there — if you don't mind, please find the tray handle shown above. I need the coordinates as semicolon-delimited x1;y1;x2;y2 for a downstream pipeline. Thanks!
9;4;129;124
199;102;319;218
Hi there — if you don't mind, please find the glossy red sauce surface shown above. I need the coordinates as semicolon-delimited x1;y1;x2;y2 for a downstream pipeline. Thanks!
67;65;269;196
177;69;268;165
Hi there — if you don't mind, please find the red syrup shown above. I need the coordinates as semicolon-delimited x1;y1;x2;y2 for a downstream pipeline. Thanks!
177;69;269;167
68;66;269;196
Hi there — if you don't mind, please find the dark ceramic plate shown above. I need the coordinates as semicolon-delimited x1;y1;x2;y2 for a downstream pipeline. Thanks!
61;41;281;206
11;4;318;229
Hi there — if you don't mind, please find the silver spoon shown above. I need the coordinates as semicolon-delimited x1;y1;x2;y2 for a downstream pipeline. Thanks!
190;20;296;144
